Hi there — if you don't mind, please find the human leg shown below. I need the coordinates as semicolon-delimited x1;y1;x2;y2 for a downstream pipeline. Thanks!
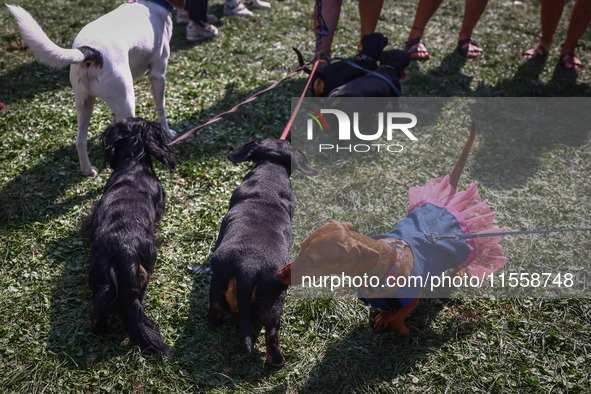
405;0;443;60
457;0;488;58
522;0;566;58
359;0;384;37
186;0;218;40
561;0;591;70
315;0;342;58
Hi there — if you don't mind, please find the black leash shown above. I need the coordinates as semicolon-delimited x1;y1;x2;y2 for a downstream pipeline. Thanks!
427;227;591;243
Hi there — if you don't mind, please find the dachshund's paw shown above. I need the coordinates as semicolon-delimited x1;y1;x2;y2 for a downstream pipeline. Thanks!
373;310;393;330
206;304;224;325
392;321;410;336
266;354;286;368
90;319;108;335
265;344;285;368
373;310;410;335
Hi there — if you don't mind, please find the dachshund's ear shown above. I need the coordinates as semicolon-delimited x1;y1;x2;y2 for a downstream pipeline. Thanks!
347;240;379;274
292;148;319;176
101;122;126;169
228;140;260;163
323;219;353;231
277;263;292;286
143;121;176;169
340;222;354;231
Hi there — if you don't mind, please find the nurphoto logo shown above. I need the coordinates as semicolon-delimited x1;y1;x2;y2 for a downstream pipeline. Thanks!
305;108;418;153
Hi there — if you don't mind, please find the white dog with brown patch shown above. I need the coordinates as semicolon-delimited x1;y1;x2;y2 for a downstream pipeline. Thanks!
7;0;184;176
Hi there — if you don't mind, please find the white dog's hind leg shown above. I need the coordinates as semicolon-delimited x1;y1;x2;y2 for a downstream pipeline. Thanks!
75;95;98;177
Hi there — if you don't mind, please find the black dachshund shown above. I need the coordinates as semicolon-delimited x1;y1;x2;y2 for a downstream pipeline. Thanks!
328;50;411;97
207;139;318;367
308;32;389;97
82;117;175;356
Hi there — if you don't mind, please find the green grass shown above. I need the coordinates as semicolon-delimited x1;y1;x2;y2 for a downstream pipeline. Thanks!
1;0;590;392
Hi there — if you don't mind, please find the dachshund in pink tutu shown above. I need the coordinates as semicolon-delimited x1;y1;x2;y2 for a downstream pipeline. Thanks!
277;124;508;336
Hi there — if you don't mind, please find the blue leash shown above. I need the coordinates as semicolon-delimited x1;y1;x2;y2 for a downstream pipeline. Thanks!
427;227;591;243
315;0;330;52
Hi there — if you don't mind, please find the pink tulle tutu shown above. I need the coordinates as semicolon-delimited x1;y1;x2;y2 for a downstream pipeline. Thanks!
407;175;509;278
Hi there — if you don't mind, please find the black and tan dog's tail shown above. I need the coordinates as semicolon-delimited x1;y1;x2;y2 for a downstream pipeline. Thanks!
237;278;255;353
119;285;171;357
449;121;477;189
293;47;312;74
89;255;171;357
117;261;171;357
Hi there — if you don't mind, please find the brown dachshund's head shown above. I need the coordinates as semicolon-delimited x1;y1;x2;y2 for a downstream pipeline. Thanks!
277;219;379;286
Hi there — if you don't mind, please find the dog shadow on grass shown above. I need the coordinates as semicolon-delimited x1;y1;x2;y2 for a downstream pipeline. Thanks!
402;53;591;191
0;63;116;230
44;233;87;360
43;232;133;368
299;298;477;391
467;95;591;191
170;77;310;161
172;266;284;388
0;143;104;230
0;62;70;105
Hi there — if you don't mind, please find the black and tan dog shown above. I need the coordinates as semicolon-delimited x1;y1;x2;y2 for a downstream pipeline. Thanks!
207;139;317;367
82;117;176;356
328;49;410;97
309;32;389;97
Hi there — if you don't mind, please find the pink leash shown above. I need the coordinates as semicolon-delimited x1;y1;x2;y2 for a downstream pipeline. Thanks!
170;59;318;146
279;57;320;140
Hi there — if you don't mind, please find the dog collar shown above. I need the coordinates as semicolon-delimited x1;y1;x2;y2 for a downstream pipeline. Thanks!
357;240;415;310
353;53;376;63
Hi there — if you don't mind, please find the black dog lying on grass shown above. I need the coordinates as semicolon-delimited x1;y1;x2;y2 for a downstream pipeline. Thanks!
82;117;176;356
328;50;410;97
207;139;318;367
310;32;389;97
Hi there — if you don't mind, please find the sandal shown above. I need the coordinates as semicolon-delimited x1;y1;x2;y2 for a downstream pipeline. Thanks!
405;37;430;61
522;43;549;59
457;38;482;58
561;51;584;71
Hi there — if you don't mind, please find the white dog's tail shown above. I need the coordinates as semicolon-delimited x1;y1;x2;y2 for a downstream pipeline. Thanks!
7;5;101;69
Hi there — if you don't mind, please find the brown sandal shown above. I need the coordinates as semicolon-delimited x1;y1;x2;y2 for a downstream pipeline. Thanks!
522;43;549;59
405;37;430;61
561;52;584;70
457;38;482;58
